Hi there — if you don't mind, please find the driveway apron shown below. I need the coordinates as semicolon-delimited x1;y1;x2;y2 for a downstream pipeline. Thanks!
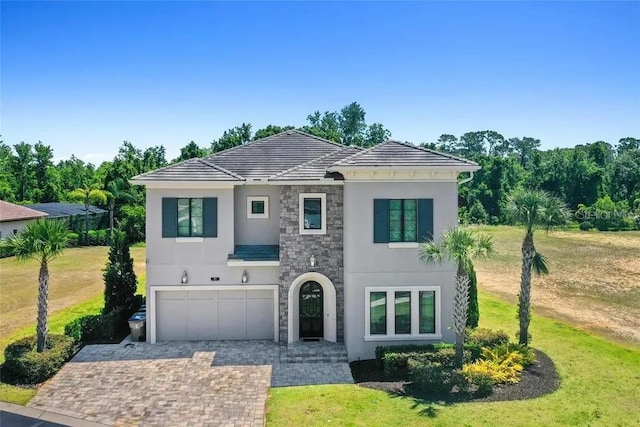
28;341;352;427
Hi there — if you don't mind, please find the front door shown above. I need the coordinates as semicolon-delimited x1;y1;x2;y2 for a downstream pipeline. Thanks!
299;281;323;339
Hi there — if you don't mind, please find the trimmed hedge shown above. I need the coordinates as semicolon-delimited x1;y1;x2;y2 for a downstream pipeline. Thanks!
467;328;510;348
408;359;468;395
64;309;126;343
65;296;144;343
377;343;482;375
3;335;75;384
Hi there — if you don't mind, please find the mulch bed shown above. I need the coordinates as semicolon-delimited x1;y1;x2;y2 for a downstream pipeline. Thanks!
350;349;560;402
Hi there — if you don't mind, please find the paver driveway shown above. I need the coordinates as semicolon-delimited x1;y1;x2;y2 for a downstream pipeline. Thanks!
28;341;353;427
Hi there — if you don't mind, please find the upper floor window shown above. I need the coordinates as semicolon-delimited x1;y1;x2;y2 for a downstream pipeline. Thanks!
178;198;203;237
247;196;269;219
162;197;217;239
374;199;433;244
299;193;326;235
389;199;417;242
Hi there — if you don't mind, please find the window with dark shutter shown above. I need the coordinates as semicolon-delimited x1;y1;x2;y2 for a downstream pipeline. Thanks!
162;197;217;238
373;198;433;243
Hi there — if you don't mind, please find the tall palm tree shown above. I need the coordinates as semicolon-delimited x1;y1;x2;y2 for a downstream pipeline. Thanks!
420;228;494;367
506;189;570;346
104;178;135;241
1;219;68;352
68;185;107;245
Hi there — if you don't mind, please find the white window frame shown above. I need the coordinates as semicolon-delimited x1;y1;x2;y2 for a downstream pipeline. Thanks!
247;196;269;219
299;193;326;235
364;286;442;341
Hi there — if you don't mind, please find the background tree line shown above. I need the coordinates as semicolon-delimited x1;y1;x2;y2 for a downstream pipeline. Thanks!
1;102;638;241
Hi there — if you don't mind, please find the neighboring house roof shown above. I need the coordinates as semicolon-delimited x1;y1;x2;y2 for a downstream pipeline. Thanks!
329;140;479;170
131;130;479;183
25;203;107;218
0;200;48;223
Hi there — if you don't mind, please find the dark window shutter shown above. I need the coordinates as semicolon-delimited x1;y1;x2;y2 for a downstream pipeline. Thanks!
203;197;218;238
162;198;177;238
418;199;434;242
373;199;390;243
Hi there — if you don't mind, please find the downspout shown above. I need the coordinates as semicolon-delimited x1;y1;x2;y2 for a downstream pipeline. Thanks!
458;171;474;185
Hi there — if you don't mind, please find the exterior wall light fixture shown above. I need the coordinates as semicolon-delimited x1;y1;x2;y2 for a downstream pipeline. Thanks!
241;270;249;284
309;254;317;268
181;270;188;284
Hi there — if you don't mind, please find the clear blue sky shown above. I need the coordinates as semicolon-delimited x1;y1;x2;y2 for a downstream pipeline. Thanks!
2;1;639;164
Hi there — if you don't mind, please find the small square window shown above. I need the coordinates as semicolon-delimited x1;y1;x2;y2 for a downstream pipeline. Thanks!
252;200;265;214
247;196;269;218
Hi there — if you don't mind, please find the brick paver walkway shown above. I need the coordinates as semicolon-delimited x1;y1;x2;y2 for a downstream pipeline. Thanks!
28;341;353;427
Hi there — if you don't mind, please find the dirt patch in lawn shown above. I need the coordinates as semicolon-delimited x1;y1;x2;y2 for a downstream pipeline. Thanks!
474;227;640;345
351;349;559;403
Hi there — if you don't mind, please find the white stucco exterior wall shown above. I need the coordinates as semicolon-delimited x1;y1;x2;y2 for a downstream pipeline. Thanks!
145;187;279;287
343;181;459;361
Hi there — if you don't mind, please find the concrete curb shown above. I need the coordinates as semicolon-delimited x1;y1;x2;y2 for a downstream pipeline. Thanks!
0;401;109;427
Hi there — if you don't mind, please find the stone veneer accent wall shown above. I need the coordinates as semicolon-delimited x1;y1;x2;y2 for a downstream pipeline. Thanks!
279;185;344;343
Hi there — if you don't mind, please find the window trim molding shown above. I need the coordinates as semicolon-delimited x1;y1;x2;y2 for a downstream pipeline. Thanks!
299;193;327;235
387;242;419;249
247;196;269;219
364;286;442;341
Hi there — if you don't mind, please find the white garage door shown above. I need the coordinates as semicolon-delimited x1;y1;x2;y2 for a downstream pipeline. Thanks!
156;289;274;341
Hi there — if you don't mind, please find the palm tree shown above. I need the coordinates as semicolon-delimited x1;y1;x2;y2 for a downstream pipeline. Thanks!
104;178;135;241
506;189;570;346
420;228;494;367
68;185;107;245
1;219;68;352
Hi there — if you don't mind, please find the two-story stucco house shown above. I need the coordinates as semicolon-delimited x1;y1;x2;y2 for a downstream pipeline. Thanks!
131;130;479;361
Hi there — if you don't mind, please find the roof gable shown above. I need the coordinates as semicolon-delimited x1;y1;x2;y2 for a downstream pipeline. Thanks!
204;130;346;180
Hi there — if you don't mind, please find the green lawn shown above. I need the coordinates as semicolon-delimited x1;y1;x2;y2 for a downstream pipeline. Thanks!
0;247;146;406
267;292;640;426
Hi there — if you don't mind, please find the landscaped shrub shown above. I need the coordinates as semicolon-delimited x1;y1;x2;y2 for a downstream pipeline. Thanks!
375;344;437;368
579;221;594;231
463;346;525;385
3;335;75;384
378;343;481;373
491;342;536;367
408;359;467;395
64;309;130;343
467;328;509;348
103;229;138;314
87;229;108;246
66;232;80;247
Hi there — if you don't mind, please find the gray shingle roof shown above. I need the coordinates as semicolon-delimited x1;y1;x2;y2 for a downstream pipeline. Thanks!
204;130;345;180
270;146;362;181
131;131;479;184
131;158;243;182
329;140;479;169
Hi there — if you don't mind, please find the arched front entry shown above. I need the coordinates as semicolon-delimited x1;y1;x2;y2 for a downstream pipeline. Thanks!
288;272;337;343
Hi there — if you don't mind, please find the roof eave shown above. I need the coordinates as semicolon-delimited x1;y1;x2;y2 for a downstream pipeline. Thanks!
129;179;243;188
327;164;481;173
